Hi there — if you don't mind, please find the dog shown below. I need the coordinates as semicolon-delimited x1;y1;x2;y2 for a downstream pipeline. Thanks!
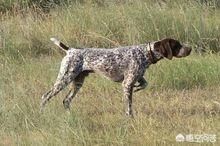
40;37;191;116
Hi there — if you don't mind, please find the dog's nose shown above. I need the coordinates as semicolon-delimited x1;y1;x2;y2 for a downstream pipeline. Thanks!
186;47;192;55
183;44;192;55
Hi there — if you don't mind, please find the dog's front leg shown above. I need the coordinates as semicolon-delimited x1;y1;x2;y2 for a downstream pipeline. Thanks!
122;79;134;117
134;76;148;92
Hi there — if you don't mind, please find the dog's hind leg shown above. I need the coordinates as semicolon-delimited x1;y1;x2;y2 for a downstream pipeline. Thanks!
63;71;90;109
40;74;73;112
40;56;82;112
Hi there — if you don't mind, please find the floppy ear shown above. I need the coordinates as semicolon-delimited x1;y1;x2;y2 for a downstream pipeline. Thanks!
154;39;173;60
162;40;173;60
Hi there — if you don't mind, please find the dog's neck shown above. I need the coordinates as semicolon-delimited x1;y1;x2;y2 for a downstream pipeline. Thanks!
144;42;164;64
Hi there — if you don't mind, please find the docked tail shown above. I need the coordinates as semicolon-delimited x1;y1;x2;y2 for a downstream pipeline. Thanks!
50;37;69;52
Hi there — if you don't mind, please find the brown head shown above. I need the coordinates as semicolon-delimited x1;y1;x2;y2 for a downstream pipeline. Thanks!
153;38;192;60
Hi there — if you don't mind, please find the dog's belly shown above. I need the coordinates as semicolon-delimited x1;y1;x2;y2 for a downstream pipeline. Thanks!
101;72;124;82
83;64;125;82
92;66;124;82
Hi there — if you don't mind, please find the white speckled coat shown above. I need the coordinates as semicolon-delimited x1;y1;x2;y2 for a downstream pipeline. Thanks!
41;38;192;116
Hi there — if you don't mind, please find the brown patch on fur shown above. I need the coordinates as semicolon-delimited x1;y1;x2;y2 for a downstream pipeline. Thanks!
60;42;69;51
154;38;174;59
154;38;191;59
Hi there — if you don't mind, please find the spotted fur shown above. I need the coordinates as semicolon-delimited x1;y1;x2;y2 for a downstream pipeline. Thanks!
41;38;191;116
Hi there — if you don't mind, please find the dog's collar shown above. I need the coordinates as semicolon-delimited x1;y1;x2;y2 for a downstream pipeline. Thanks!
144;42;154;52
145;42;163;64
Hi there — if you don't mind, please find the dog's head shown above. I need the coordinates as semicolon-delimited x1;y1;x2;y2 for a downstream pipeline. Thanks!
153;38;192;60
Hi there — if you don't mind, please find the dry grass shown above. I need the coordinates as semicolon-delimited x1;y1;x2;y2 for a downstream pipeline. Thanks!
0;0;220;58
0;0;220;145
0;55;220;145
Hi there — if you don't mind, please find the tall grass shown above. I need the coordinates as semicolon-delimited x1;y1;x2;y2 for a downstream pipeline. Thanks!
0;0;220;58
0;1;220;145
148;54;220;89
0;55;220;145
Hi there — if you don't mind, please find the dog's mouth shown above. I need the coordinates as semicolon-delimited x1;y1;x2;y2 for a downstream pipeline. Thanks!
176;46;192;58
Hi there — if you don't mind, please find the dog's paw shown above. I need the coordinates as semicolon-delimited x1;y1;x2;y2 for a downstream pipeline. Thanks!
125;111;134;118
63;100;71;110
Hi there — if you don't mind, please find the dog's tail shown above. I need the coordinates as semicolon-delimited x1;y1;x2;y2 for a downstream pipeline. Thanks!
50;38;69;52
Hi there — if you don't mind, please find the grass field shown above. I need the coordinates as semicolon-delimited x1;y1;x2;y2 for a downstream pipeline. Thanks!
0;0;220;145
0;55;220;145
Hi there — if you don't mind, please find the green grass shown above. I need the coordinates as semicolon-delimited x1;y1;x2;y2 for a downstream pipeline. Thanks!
0;0;220;58
0;0;220;145
0;55;220;145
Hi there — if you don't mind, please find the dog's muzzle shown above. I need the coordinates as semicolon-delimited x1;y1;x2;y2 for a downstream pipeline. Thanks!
177;45;192;57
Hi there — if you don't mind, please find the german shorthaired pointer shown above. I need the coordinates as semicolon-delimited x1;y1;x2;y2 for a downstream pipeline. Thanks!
41;38;191;116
